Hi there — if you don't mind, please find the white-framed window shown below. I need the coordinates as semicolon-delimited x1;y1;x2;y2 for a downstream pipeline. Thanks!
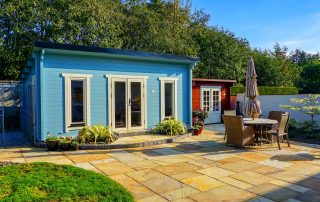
159;77;178;120
62;73;92;132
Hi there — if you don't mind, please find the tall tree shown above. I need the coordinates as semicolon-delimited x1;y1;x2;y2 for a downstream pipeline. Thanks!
121;0;198;56
0;0;125;79
192;27;251;83
298;60;320;93
253;44;301;87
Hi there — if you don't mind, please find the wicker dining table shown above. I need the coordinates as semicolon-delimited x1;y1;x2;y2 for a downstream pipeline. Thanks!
243;118;278;146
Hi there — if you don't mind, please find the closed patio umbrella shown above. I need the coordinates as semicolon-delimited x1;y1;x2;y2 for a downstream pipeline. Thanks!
244;57;262;119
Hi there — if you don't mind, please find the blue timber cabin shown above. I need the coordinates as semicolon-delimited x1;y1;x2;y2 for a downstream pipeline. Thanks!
20;42;199;141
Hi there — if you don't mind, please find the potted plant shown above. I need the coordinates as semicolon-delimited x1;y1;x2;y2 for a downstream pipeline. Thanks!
46;133;59;151
70;141;79;151
193;120;204;136
192;110;208;135
60;137;71;151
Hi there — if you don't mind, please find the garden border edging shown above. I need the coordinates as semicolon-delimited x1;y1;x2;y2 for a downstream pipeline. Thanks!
34;133;193;150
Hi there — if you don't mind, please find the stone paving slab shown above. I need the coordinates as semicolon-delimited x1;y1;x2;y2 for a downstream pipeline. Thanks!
1;129;320;201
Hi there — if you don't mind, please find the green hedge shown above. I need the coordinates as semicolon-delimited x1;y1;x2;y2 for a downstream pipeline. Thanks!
231;86;298;96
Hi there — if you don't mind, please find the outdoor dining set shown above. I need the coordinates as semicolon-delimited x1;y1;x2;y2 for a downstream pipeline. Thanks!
222;57;290;150
223;111;290;150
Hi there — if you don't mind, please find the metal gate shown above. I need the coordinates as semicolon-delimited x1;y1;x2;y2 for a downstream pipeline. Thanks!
20;83;36;142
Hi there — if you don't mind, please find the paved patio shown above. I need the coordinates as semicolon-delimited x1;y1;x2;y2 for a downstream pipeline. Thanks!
1;128;320;202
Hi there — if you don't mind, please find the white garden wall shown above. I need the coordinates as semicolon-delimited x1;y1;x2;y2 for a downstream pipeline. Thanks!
236;93;320;123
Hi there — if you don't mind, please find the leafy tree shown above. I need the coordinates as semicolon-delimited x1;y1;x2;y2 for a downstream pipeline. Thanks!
281;94;320;134
290;49;320;66
0;0;126;79
0;0;314;91
121;0;198;56
297;60;320;93
252;44;301;87
192;27;251;83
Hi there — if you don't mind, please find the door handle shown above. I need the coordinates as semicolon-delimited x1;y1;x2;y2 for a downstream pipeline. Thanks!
128;98;131;106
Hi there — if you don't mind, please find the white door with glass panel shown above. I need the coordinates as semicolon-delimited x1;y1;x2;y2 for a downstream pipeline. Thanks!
111;78;145;131
200;87;221;124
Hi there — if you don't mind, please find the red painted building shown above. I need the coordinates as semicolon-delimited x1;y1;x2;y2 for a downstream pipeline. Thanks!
192;78;236;124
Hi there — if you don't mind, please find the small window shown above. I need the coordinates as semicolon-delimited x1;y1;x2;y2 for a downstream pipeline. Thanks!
62;73;91;132
71;80;84;126
159;77;178;120
165;83;174;117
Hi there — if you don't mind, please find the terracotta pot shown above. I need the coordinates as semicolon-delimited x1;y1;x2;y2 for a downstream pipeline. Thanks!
61;142;71;151
199;125;204;134
193;126;204;136
193;129;200;136
46;140;59;151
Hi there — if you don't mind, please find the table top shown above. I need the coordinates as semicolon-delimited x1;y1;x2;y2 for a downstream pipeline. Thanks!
243;118;278;125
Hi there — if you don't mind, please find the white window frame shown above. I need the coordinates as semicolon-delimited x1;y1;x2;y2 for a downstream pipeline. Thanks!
159;77;179;121
62;73;92;132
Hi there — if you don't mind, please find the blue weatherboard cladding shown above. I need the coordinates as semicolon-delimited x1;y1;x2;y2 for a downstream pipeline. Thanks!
40;53;194;140
22;43;198;141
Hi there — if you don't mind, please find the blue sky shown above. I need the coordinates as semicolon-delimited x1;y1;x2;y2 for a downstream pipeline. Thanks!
191;0;320;53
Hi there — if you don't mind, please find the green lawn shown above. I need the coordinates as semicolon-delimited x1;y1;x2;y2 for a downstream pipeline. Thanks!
0;162;134;202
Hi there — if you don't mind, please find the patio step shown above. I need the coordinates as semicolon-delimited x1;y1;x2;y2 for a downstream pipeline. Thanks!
114;130;148;138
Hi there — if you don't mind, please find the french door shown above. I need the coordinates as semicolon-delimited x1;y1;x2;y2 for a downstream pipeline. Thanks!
111;78;145;131
200;87;221;124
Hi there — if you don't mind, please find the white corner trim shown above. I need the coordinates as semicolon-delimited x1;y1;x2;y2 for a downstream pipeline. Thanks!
158;77;179;81
105;74;148;79
62;73;92;78
63;73;91;132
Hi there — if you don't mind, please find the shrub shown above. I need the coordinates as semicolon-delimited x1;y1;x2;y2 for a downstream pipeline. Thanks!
77;124;117;144
70;141;79;146
45;135;59;142
152;118;187;136
288;118;299;129
231;86;298;96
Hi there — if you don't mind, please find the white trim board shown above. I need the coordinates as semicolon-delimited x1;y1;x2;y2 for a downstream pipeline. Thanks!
158;77;179;81
105;74;148;79
62;73;92;78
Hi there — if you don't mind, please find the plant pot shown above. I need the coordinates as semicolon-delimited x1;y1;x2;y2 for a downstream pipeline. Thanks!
199;125;204;134
193;129;200;136
46;140;59;151
61;142;71;151
70;144;79;151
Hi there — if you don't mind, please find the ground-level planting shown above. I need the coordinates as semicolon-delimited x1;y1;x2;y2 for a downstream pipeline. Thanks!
0;162;134;201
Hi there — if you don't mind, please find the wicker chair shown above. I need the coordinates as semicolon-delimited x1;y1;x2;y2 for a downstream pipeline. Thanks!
264;112;290;150
223;110;237;140
223;115;255;148
264;111;286;141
